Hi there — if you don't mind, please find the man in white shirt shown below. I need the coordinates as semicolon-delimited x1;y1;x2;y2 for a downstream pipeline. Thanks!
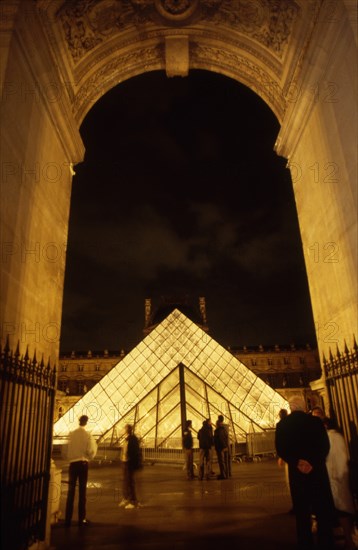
64;415;97;526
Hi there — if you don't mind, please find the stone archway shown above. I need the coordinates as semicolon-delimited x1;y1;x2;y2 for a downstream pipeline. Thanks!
1;0;356;369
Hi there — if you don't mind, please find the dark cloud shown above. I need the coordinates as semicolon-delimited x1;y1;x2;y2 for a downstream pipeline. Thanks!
60;70;317;353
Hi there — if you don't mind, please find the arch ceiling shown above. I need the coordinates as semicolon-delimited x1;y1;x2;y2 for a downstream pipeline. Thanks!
37;0;319;125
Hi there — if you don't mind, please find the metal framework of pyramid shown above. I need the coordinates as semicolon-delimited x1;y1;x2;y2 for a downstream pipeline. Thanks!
53;309;288;448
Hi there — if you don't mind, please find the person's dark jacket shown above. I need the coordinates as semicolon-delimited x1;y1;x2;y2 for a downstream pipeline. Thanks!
197;424;213;450
183;428;193;450
214;425;228;452
275;410;330;469
127;434;142;470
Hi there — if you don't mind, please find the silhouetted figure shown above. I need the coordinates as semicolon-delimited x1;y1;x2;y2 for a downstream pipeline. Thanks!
311;406;325;420
218;414;231;477
348;420;358;516
276;408;292;513
207;418;216;476
197;420;214;480
275;396;336;549
214;418;229;479
119;424;142;509
183;419;195;480
65;415;97;526
278;408;289;420
324;417;357;550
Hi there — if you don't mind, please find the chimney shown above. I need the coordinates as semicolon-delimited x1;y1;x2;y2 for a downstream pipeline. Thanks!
144;298;152;328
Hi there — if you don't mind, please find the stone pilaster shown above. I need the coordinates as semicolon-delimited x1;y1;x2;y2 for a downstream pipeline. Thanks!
0;1;84;364
275;0;357;360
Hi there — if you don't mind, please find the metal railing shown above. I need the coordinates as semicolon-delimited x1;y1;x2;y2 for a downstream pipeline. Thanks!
0;339;56;550
246;430;276;459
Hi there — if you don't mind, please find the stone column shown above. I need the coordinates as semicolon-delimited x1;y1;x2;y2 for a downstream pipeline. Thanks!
0;1;84;363
275;1;357;364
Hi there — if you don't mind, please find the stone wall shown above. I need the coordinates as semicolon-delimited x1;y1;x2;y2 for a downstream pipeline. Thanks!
0;3;84;363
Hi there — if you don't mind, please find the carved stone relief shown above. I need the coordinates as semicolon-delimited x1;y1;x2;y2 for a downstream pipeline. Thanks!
57;0;299;63
191;42;286;120
154;0;199;19
204;0;300;58
57;1;137;62
73;44;163;122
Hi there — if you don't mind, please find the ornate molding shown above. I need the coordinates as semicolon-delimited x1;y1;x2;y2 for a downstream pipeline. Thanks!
57;0;133;63
154;0;199;20
203;0;299;59
73;44;163;123
73;36;286;123
191;42;286;120
57;0;299;63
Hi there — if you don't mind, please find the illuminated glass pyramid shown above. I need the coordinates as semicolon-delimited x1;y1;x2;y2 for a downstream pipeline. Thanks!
53;309;288;448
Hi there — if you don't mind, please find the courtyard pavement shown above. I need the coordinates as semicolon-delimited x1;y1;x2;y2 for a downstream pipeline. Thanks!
49;457;346;550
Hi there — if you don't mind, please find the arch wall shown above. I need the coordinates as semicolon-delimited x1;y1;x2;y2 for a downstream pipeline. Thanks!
0;0;356;365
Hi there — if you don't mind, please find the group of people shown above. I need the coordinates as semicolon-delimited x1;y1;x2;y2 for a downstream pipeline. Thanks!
64;406;357;550
64;413;233;526
183;414;232;481
275;397;357;550
64;413;235;526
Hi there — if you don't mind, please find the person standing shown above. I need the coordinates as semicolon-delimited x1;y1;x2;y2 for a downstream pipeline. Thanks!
214;418;229;479
276;408;293;513
65;415;97;527
197;420;213;480
311;406;326;421
218;414;231;477
275;396;336;549
324;417;357;550
207;418;216;477
183;419;195;480
119;424;142;509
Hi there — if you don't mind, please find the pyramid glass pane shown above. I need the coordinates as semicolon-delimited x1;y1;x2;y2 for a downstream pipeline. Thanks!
156;406;182;442
158;388;180;421
159;370;179;399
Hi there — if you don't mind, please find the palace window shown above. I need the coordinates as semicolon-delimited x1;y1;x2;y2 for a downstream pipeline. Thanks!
58;379;68;392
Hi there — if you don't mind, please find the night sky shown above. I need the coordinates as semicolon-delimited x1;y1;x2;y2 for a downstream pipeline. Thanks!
60;70;317;354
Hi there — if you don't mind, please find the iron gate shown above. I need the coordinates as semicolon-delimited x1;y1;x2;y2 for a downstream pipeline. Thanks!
0;338;56;550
